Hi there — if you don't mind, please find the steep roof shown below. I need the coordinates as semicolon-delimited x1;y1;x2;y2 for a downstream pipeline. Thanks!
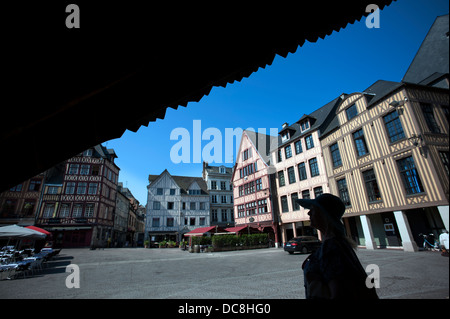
148;170;208;195
402;14;449;87
276;95;344;148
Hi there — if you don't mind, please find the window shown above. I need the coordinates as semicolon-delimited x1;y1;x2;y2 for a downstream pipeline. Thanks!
439;151;449;177
278;171;285;187
212;209;218;222
291;193;299;211
298;163;307;181
421;103;440;133
337;178;351;207
10;184;23;192
384;110;405;143
300;120;310;131
170;188;176;195
285;145;292;159
43;203;55;218
353;129;369;156
239;185;244;196
83;149;93;156
221;181;226;190
211;195;217;203
221;210;228;221
157;188;163;195
281;132;290;142
88;183;98;195
280;196;289;213
330;142;342;167
294;140;303;154
167;218;174;227
190;202;196;210
220;167;226;174
80;165;90;175
65;182;75;194
199;217;206;226
152;218;160;227
85;204;95;217
168;202;175;210
221;195;227;203
302;190;310;199
92;165;100;176
77;182;87;195
345;103;358;121
363;169;382;202
277;149;283;162
305;135;314;150
211;181;217;190
287;166;296;184
68;164;79;175
60;204;71;218
242;148;252;161
255;178;262;191
200;202;206;210
397;156;424;195
309;158;319;177
313;186;323;198
190;218;196;226
47;186;59;194
258;199;268;214
29;180;41;192
73;204;83;218
153;201;161;210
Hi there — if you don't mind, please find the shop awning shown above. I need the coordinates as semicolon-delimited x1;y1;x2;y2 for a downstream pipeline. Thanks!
184;226;226;237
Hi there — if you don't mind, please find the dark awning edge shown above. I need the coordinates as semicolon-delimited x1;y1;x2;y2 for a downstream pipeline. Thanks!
1;1;395;192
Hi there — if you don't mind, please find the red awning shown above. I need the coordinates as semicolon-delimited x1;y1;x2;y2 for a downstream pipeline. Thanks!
184;226;217;237
225;226;248;233
25;226;51;237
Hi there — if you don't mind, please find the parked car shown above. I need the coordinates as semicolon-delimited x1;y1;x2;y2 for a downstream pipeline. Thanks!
284;236;321;254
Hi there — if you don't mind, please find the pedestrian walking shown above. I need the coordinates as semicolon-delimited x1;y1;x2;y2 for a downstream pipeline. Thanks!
298;193;378;299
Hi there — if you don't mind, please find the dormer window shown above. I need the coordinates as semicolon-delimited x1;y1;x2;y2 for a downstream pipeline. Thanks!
300;120;310;132
281;131;290;142
220;167;226;174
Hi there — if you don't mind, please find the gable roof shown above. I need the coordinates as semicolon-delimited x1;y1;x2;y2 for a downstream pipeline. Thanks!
148;170;208;195
244;130;279;165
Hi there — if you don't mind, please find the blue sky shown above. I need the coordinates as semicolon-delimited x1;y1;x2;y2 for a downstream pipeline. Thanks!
106;0;449;204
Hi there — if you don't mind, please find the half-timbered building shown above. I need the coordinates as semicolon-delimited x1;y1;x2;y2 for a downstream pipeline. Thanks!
36;145;120;248
232;130;280;247
320;80;449;251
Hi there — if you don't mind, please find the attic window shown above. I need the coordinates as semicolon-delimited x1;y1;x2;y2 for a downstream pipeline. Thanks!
220;167;226;174
300;120;310;132
281;131;290;142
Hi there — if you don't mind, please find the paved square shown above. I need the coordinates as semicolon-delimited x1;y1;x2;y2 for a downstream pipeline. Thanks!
0;247;448;299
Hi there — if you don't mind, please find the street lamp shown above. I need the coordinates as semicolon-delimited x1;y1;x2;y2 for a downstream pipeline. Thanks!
408;133;428;158
389;98;408;115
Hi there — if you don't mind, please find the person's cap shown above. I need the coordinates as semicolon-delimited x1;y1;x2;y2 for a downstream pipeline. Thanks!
296;193;346;233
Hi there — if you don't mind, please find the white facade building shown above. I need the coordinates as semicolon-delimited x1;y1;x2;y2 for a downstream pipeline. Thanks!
202;162;234;228
146;170;209;243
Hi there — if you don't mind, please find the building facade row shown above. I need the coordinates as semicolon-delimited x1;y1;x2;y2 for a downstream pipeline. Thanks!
0;145;145;248
232;15;449;251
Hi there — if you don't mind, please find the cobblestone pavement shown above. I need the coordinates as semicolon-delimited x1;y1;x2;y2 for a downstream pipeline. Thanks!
0;247;448;299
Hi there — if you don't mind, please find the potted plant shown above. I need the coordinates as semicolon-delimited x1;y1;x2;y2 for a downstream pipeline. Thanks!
144;240;150;248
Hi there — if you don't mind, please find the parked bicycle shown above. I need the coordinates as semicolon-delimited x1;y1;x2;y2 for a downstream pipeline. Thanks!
418;233;439;251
